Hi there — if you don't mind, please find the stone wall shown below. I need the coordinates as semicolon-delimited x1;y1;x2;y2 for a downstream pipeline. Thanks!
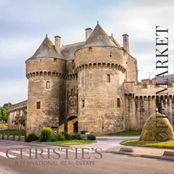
75;46;127;134
65;60;78;119
124;82;174;129
65;78;78;119
8;101;27;130
26;57;66;135
126;55;137;82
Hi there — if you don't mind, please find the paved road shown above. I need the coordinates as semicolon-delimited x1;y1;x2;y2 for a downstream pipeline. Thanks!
0;138;173;174
70;136;138;150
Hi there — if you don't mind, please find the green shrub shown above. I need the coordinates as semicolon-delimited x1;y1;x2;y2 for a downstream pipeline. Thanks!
0;129;26;136
140;112;174;141
50;134;58;142
61;132;71;140
57;133;65;141
25;133;38;142
87;134;96;140
71;133;82;140
40;127;53;142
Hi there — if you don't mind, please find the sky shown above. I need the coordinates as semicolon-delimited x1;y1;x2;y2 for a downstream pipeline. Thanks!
0;0;174;106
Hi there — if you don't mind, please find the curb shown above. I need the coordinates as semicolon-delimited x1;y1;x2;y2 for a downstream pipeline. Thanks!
122;144;174;150
104;150;174;161
41;142;70;147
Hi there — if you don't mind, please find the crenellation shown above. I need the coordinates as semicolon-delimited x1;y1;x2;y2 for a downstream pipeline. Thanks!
76;62;126;74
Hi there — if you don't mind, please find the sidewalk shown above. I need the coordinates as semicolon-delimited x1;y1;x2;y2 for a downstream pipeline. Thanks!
105;145;174;161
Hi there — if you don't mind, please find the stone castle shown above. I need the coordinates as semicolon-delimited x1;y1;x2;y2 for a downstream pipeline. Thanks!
8;23;174;135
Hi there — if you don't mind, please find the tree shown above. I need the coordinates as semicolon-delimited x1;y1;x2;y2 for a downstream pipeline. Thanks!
0;103;12;122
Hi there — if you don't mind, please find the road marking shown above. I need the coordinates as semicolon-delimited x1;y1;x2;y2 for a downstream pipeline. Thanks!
0;152;16;158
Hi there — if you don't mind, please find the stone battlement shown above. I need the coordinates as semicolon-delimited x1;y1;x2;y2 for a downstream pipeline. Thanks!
8;100;27;112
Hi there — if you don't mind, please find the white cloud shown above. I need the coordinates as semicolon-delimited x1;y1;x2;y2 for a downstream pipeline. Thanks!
0;36;42;61
102;0;174;79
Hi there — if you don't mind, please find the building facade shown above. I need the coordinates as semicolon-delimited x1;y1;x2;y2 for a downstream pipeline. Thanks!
8;100;27;130
8;24;174;135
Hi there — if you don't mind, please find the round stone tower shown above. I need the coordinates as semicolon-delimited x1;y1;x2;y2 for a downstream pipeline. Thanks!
26;35;65;134
75;24;128;134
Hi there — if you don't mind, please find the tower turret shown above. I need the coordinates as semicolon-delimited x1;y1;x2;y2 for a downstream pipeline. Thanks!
75;24;128;134
26;35;65;134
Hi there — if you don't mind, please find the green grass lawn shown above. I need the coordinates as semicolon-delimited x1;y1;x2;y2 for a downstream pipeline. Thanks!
0;129;26;136
44;139;95;145
0;123;8;129
107;130;142;136
121;139;174;149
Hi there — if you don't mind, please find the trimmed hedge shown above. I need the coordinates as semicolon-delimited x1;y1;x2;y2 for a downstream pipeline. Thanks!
50;134;58;142
25;133;38;142
140;112;174;141
61;132;71;140
57;133;66;141
0;129;26;136
71;133;82;140
87;134;96;140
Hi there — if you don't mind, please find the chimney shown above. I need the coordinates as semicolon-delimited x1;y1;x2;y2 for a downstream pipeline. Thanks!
122;34;129;53
55;35;61;51
85;28;93;40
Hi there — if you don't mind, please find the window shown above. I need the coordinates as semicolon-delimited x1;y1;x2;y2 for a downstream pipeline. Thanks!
36;101;41;109
46;81;50;89
82;100;85;108
107;74;111;82
117;98;121;108
110;51;112;57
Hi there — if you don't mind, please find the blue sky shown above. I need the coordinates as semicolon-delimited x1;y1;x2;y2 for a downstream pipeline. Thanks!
0;0;174;105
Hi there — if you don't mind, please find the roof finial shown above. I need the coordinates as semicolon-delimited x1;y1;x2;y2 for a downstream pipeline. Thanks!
97;20;99;25
46;34;48;38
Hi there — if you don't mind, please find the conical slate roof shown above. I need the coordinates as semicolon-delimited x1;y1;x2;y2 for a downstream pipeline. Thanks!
84;24;116;48
32;35;63;59
110;34;121;48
